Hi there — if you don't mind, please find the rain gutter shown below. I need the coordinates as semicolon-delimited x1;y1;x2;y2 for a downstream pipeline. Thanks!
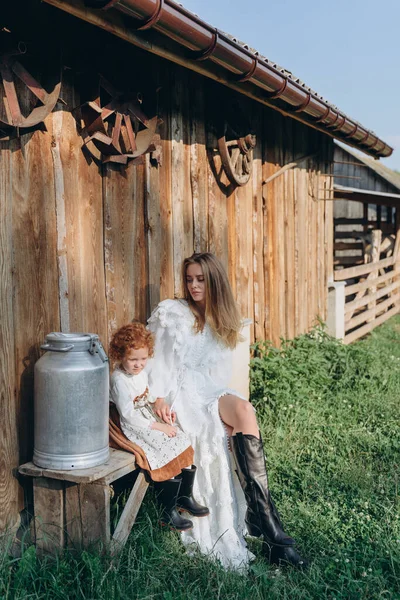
45;0;393;159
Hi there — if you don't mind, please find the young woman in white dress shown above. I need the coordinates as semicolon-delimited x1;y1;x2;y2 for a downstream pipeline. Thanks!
147;252;306;570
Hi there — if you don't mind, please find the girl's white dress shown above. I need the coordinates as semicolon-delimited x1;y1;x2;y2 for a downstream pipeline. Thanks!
110;368;192;470
147;299;252;570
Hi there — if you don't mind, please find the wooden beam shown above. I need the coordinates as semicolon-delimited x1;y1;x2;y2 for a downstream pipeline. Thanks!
262;152;317;186
110;472;148;555
344;304;399;344
334;254;395;281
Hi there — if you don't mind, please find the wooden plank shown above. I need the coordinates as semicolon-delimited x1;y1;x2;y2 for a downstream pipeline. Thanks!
189;72;208;254
252;106;265;341
263;113;280;345
335;232;366;240
110;472;148;554
334;242;364;251
234;99;254;329
56;82;107;344
296;147;309;335
334;218;368;225
366;230;382;321
206;105;229;275
345;295;397;332
262;111;272;342
0;141;20;531
334;257;364;266
171;66;193;297
307;155;318;329
345;280;400;317
283;117;295;340
344;269;397;296
393;224;400;310
324;138;335;321
64;483;82;549
334;255;395;281
158;83;175;303
79;483;111;548
146;62;174;311
50;107;70;332
12;124;60;469
145;151;161;313
19;449;136;484
344;304;399;344
33;478;64;554
104;161;147;333
275;118;286;342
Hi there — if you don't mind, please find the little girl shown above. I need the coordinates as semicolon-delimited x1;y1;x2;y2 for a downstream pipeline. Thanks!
109;322;209;531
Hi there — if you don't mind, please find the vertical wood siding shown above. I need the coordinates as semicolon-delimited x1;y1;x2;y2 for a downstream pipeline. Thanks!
0;53;333;528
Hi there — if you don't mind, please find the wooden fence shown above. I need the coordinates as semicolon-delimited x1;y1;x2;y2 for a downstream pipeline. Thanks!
334;229;400;344
334;217;395;268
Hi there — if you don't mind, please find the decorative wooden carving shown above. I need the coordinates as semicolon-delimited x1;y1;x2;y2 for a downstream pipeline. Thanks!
78;77;159;166
0;49;61;136
217;131;256;187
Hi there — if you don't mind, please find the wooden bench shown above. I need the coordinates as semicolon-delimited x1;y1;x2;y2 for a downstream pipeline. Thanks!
19;448;149;555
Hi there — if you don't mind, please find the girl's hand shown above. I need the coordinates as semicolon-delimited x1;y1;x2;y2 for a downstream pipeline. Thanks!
152;422;177;437
154;398;176;424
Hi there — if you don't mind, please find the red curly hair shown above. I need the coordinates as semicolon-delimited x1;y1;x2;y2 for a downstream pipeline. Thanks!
109;322;155;362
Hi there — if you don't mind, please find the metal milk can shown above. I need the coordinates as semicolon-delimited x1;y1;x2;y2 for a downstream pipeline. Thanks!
33;333;109;470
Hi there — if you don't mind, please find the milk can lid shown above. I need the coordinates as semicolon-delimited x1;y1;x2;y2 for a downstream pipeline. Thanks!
45;332;99;344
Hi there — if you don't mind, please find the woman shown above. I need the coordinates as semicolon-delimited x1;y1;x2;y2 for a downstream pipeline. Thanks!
147;252;306;570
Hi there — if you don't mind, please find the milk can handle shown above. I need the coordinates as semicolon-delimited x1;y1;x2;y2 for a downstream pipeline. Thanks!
40;343;74;352
88;336;109;363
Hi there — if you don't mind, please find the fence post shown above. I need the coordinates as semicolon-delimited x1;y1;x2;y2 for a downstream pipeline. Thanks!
327;280;346;339
394;223;400;310
367;229;382;322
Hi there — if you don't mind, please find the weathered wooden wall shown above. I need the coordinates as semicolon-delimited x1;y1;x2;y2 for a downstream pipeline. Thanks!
0;12;334;531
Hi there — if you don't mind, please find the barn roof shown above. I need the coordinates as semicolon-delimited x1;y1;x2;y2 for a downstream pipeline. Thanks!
336;144;400;192
44;0;392;159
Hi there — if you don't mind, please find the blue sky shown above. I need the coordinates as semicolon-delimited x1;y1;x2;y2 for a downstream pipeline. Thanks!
180;0;400;172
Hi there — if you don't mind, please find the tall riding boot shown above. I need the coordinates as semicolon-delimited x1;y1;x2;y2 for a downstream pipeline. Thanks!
230;433;294;546
230;433;308;568
154;477;194;531
176;466;210;517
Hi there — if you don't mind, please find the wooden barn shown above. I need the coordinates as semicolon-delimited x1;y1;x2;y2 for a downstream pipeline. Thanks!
0;0;395;534
329;144;400;343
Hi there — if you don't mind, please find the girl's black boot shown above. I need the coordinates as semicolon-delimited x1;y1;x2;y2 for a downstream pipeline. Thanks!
176;466;210;517
154;477;193;531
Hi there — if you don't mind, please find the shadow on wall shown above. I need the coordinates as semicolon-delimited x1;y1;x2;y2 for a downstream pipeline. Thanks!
18;345;38;466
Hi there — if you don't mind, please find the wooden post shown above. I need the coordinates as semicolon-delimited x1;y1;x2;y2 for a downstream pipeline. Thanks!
393;217;400;310
110;472;148;555
326;281;346;339
367;230;382;322
32;478;65;555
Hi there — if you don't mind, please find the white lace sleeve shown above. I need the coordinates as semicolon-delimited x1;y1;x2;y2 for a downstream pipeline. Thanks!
146;299;184;399
110;376;152;431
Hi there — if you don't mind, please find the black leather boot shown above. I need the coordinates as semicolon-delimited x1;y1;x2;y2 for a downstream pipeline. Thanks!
176;466;210;517
267;543;309;569
154;477;194;531
230;433;294;547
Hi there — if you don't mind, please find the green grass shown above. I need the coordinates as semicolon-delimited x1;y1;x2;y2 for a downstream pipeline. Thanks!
1;316;400;599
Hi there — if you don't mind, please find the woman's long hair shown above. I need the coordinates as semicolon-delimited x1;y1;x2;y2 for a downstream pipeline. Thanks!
182;253;242;349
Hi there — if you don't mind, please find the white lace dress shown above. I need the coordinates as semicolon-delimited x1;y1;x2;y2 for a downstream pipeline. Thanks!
147;299;252;570
110;368;192;470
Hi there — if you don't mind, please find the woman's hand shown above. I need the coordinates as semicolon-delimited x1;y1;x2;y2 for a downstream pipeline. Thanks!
151;422;177;437
154;397;176;424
